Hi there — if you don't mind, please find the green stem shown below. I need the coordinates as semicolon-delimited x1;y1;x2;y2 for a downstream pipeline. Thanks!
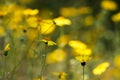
40;43;47;78
83;66;85;80
3;57;7;80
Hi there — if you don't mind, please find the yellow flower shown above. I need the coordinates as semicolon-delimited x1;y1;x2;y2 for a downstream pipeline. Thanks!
57;35;69;48
75;55;91;63
40;38;56;46
4;43;10;56
68;40;87;50
93;62;110;75
112;12;120;22
60;7;79;17
101;0;117;11
53;16;71;27
78;7;92;15
83;16;94;26
26;16;38;28
4;43;10;52
23;9;39;16
46;49;66;64
39;19;55;34
54;72;67;80
114;54;120;68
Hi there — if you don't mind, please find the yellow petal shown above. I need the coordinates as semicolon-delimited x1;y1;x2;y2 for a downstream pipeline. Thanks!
53;16;71;26
93;62;110;75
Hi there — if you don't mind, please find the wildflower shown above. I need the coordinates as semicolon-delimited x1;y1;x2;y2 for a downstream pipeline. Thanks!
53;16;71;27
112;12;120;22
93;62;110;75
68;40;87;50
40;38;56;46
75;55;91;66
57;35;69;48
69;40;92;66
23;9;39;16
54;72;67;80
114;55;120;68
83;16;94;26
60;7;79;17
101;0;117;11
78;7;92;15
46;48;66;64
39;19;55;34
4;43;10;56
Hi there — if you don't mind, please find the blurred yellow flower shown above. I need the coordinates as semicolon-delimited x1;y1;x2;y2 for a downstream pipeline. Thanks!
60;7;79;17
68;40;87;50
26;29;38;42
53;16;71;27
78;7;92;15
26;16;38;28
54;72;67;80
114;54;120;68
40;38;56;46
46;49;66;64
112;12;120;22
57;35;69;48
93;62;110;75
101;0;117;10
0;27;5;36
83;16;94;26
23;9;39;16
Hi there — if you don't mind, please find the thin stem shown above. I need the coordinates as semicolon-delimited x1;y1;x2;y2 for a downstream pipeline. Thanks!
40;43;47;78
3;57;7;80
83;66;85;80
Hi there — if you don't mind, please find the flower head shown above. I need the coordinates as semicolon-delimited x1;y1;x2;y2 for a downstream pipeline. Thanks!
4;43;10;56
40;38;56;46
53;16;71;27
54;72;67;80
93;62;110;75
101;0;117;11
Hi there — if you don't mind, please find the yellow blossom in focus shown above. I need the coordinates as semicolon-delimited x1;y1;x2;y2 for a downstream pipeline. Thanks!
112;12;120;22
93;62;110;75
40;38;56;46
75;55;91;63
101;0;117;11
57;35;69;48
68;40;87;50
60;7;79;17
23;9;39;16
114;55;120;68
46;49;66;64
0;27;5;36
53;16;71;27
54;72;67;80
